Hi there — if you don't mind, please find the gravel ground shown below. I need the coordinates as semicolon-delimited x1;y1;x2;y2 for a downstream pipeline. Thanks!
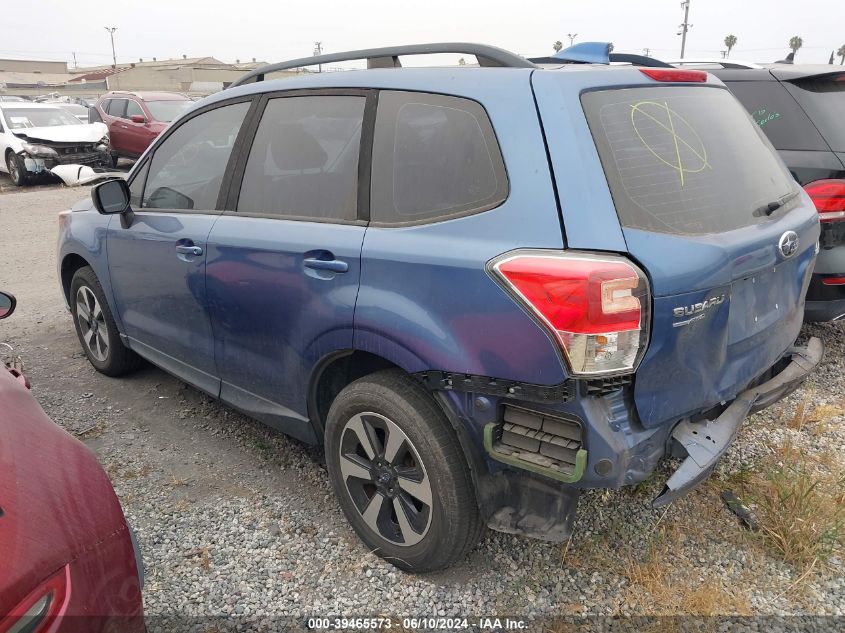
1;185;843;629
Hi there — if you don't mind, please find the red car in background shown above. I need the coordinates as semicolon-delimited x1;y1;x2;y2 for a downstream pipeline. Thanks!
90;90;193;165
0;291;144;633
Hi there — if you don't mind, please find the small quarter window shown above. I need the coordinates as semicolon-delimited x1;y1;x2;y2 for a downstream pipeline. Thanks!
371;91;507;225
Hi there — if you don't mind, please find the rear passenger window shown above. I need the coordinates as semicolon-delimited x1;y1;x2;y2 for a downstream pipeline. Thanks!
723;80;828;151
142;101;249;211
236;96;365;221
371;91;508;225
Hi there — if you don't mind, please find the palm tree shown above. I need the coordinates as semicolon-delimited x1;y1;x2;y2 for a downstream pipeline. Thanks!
724;35;738;58
789;36;803;57
553;40;563;52
608;42;615;53
838;45;845;65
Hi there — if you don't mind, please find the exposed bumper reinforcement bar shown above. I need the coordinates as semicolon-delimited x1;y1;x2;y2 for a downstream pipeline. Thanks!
652;337;824;508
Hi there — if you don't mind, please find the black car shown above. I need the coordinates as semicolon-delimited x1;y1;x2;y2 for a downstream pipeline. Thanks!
706;64;845;322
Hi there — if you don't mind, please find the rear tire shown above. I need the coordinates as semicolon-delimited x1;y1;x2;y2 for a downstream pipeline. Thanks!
325;369;483;572
70;266;142;376
6;152;28;186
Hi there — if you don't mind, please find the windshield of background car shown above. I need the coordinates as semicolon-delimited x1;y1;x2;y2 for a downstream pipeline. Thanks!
783;73;845;152
582;86;797;236
2;107;82;129
145;100;193;123
722;79;828;151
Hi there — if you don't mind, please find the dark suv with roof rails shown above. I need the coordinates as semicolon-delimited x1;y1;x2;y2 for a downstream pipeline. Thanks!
59;42;823;572
680;62;845;322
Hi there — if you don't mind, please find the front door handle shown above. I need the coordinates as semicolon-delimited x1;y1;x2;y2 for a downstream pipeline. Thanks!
176;245;203;256
303;258;348;273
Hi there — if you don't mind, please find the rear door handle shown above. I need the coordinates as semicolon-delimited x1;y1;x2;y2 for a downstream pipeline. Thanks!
303;258;348;273
176;245;203;256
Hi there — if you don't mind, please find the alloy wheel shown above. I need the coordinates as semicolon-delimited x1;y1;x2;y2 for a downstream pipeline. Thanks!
7;156;20;184
75;286;110;362
338;412;433;546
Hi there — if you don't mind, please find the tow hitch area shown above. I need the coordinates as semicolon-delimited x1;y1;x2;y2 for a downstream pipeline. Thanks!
653;337;824;507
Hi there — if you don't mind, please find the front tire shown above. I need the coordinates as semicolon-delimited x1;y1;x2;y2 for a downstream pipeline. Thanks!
70;266;142;376
6;152;28;186
325;369;483;572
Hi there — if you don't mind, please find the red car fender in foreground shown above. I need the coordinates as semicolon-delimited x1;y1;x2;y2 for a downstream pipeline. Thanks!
0;366;144;632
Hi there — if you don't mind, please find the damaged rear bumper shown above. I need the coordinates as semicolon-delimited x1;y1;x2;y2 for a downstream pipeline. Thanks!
652;336;823;507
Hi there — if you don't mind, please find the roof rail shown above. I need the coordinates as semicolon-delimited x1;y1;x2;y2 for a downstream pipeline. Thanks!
229;43;536;88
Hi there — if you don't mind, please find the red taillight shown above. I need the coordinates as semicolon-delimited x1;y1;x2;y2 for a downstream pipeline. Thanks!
1;565;70;633
639;68;708;83
822;276;845;286
490;251;650;376
804;179;845;222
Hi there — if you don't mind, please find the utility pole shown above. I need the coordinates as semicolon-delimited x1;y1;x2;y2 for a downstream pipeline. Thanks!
678;1;692;59
643;48;651;57
567;33;578;47
313;41;323;72
104;27;118;68
72;52;77;70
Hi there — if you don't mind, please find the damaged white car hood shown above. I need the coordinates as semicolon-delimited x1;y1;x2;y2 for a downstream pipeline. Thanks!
12;122;108;143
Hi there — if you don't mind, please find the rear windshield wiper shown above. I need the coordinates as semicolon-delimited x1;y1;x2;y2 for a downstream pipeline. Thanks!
754;190;800;217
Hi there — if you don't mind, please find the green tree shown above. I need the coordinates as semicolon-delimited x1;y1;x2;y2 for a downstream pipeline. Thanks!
553;40;563;52
608;42;615;53
458;57;466;66
838;44;845;65
724;34;738;58
789;35;803;56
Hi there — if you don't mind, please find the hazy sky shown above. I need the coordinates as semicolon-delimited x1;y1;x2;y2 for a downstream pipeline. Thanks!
2;0;841;68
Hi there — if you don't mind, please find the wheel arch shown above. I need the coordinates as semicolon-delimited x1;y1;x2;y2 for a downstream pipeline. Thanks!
60;252;91;305
308;350;400;439
307;348;486;514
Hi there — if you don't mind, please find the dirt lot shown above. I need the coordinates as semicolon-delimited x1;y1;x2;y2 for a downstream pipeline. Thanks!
1;183;843;627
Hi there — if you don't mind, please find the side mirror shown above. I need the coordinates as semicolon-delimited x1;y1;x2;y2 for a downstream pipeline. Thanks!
92;179;131;215
130;114;146;124
0;291;16;319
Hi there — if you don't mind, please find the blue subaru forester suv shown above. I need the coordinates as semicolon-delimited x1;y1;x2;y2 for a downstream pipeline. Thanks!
58;43;823;572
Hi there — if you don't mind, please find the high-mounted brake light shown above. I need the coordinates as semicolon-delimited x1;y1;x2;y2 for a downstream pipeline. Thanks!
490;251;650;376
804;179;845;222
639;68;708;83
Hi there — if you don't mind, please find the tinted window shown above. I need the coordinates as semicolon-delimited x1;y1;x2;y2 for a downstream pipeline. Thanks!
371;91;507;225
784;73;845;151
142;101;249;211
237;96;364;220
582;86;797;235
106;99;126;117
723;80;827;151
125;100;144;119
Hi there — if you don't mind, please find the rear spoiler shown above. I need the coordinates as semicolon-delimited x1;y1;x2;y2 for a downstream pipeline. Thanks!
529;46;673;68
